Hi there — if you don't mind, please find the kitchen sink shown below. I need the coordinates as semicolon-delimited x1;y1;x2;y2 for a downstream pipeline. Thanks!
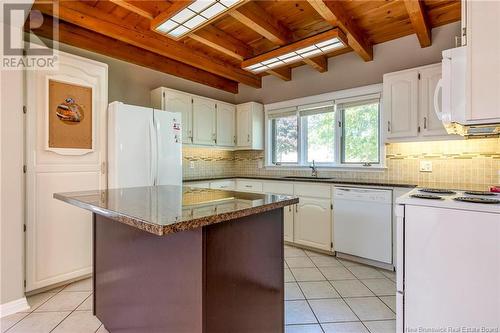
282;176;335;180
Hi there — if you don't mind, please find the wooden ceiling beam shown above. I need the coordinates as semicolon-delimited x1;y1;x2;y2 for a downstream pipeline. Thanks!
150;1;193;30
28;15;238;93
108;0;154;19
267;67;292;81
229;1;292;45
307;0;373;61
33;0;261;88
404;0;431;47
303;56;328;73
190;25;254;61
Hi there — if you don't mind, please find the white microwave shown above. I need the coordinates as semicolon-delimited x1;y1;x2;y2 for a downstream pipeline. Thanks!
435;46;500;137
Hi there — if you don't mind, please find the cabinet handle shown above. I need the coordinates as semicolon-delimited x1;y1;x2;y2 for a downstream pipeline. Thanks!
288;206;291;212
295;204;298;213
423;117;427;129
387;121;391;132
247;134;250;143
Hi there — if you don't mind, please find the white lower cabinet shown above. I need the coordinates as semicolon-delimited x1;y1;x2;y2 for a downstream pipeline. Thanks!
284;205;294;242
294;197;332;251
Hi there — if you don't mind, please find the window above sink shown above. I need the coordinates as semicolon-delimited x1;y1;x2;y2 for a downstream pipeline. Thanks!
264;84;386;171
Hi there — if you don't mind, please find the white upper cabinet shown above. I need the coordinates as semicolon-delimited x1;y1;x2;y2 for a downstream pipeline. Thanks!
419;64;448;137
383;70;419;139
383;64;451;141
151;88;193;144
152;87;262;150
236;102;264;150
465;0;500;122
216;102;235;147
192;97;216;146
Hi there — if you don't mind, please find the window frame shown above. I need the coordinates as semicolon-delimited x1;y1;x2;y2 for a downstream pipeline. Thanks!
264;84;385;170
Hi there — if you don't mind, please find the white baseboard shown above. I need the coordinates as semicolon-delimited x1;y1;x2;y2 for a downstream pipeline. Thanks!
0;297;30;318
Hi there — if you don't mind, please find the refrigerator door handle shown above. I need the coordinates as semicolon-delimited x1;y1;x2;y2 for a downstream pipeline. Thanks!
149;119;157;186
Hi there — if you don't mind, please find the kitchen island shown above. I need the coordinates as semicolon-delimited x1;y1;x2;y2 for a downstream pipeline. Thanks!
55;185;298;333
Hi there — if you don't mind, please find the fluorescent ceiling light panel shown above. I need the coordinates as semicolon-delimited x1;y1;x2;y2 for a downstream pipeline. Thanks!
243;34;345;73
155;0;243;39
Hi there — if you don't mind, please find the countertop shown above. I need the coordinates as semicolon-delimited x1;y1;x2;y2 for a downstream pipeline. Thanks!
54;186;298;236
183;176;493;191
183;175;417;188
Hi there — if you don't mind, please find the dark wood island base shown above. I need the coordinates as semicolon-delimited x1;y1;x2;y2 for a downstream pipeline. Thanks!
93;209;284;333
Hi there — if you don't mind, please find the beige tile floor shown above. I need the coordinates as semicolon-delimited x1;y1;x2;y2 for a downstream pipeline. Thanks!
1;245;396;333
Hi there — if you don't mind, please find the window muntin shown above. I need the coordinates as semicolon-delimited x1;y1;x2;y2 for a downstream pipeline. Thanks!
340;100;380;164
271;114;298;164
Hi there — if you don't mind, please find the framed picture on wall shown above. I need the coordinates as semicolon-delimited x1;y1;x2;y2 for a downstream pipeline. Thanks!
47;79;94;154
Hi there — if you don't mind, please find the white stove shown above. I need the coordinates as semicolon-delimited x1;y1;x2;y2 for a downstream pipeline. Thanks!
395;187;500;332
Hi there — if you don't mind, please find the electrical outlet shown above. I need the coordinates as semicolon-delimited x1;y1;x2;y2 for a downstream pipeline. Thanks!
257;160;263;169
189;161;195;169
420;160;432;172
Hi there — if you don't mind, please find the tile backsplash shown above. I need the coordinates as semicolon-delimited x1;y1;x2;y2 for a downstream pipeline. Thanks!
183;138;500;186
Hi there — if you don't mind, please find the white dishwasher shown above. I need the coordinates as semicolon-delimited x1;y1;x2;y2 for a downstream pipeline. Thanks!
333;187;393;265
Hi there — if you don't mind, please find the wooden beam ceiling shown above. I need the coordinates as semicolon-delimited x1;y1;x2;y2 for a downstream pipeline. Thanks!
307;0;373;61
108;0;154;19
29;15;238;93
229;1;293;45
404;0;432;47
33;0;261;88
303;56;328;73
190;25;254;61
267;67;292;81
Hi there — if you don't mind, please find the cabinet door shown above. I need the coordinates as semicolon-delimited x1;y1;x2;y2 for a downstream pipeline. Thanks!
419;65;448;137
192;97;216;145
284;205;294;242
216;103;235;147
294;197;332;251
236;105;251;147
467;1;500;122
383;71;419;139
164;91;192;144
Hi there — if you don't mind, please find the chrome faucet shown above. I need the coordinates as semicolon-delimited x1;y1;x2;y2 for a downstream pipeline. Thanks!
310;160;318;178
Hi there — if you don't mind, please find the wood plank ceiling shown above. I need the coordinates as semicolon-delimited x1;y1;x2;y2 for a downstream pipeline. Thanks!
29;0;460;93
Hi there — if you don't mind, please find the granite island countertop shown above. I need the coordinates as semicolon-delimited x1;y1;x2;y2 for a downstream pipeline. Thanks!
54;185;298;236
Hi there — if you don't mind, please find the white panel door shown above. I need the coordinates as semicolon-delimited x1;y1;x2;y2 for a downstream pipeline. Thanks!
192;97;216;146
164;91;193;144
294;197;332;251
216;102;235;147
383;71;419;139
25;52;107;291
419;65;447;137
236;104;251;147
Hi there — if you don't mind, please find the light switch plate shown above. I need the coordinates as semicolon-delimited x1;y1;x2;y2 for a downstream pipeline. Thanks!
420;160;432;172
258;160;263;169
189;161;195;169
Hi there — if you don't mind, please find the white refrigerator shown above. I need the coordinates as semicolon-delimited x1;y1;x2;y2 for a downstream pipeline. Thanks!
108;101;182;189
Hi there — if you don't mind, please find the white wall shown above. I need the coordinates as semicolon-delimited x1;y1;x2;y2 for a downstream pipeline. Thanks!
236;22;461;104
31;35;236;107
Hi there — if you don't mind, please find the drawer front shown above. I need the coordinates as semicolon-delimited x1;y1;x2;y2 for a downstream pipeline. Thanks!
294;183;331;198
210;180;236;190
236;179;263;193
186;182;210;189
262;181;294;195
